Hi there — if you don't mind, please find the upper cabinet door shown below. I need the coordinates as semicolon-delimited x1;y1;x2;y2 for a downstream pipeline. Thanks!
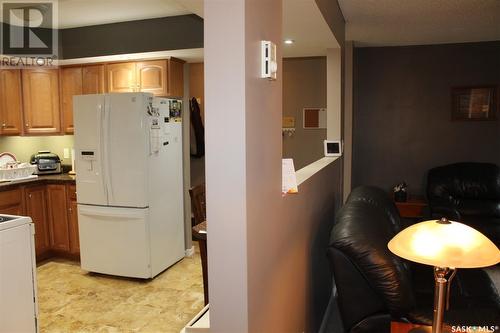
61;67;83;134
167;59;184;98
82;65;105;95
106;62;136;93
0;69;23;135
136;60;167;96
22;69;61;135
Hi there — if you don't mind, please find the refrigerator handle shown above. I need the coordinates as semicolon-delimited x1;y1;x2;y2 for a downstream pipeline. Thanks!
103;101;114;202
98;104;108;202
79;205;146;219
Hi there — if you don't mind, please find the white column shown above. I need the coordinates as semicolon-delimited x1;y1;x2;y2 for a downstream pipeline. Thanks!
327;48;342;141
205;0;249;331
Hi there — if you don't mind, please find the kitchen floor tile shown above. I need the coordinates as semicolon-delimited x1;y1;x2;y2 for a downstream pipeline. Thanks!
37;243;204;333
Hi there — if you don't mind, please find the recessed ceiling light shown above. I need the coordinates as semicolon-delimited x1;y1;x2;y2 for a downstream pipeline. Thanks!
284;39;294;45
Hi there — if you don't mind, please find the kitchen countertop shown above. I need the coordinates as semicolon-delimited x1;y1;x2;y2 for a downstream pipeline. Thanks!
0;173;76;191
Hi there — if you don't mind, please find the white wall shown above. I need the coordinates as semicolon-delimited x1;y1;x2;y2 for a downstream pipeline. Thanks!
327;48;342;141
205;0;344;331
205;0;249;331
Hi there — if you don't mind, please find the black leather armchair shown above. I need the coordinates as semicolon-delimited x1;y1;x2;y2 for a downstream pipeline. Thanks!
320;186;500;333
427;162;500;245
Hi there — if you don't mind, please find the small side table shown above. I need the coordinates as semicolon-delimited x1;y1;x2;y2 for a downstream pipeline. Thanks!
395;197;427;219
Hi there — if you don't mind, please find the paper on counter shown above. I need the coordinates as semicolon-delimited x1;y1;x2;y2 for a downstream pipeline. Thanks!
282;158;298;195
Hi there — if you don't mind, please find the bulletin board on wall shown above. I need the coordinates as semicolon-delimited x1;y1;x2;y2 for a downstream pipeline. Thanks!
303;108;327;129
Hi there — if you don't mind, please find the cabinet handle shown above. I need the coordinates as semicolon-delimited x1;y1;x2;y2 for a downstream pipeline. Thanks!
29;194;32;198
2;123;5;128
25;123;30;128
69;207;72;212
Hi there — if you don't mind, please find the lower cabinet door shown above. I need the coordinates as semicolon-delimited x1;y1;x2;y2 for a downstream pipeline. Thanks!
68;199;79;255
25;186;50;258
0;188;24;216
46;185;70;252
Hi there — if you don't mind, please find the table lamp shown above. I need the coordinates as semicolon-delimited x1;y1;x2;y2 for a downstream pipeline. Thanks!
388;217;500;333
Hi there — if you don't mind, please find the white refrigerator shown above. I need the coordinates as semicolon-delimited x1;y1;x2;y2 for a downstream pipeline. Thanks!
73;93;185;279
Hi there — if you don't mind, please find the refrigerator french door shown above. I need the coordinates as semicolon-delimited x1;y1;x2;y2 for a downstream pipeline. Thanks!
74;93;185;278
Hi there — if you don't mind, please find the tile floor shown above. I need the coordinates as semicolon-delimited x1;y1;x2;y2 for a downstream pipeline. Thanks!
36;243;204;333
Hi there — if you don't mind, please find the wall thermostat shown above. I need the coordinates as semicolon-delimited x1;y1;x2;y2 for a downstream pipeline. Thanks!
261;40;277;80
324;140;342;157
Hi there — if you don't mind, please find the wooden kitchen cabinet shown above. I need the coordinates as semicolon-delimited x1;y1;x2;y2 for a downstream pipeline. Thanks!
106;59;184;97
61;67;83;134
0;69;24;135
1;182;79;261
0;188;25;215
61;64;105;134
46;184;70;252
167;58;184;98
82;65;105;94
22;69;61;135
136;60;168;96
106;62;137;93
25;186;50;259
67;184;79;255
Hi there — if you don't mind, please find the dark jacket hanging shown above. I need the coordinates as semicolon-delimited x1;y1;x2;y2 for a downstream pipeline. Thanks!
190;97;205;158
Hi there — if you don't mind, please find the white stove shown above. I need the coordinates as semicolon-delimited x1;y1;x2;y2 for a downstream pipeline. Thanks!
0;214;30;230
0;214;38;333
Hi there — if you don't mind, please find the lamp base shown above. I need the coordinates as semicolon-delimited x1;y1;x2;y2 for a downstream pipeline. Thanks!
432;267;457;333
409;327;432;333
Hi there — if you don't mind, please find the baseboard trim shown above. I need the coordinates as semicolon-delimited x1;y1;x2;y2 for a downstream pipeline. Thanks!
185;246;195;257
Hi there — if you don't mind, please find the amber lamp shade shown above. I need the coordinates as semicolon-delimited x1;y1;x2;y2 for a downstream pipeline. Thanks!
388;219;499;333
388;219;500;268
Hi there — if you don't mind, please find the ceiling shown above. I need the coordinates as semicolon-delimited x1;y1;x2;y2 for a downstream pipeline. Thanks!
1;0;337;59
58;0;191;29
179;0;339;57
338;0;500;47
282;0;339;57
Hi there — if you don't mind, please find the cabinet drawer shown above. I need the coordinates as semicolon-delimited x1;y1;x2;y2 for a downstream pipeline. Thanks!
0;188;23;208
67;184;76;201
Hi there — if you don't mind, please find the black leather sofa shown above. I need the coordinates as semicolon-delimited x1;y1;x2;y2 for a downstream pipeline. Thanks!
320;186;500;333
427;162;500;246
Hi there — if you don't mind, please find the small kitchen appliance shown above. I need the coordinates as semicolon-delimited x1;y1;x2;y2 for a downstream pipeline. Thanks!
30;151;62;175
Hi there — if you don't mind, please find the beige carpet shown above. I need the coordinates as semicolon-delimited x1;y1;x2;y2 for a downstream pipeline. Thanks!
37;244;204;333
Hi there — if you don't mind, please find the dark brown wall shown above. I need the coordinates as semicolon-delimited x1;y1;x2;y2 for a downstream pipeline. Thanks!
315;0;345;47
283;57;327;170
2;15;203;60
61;15;203;59
353;41;500;195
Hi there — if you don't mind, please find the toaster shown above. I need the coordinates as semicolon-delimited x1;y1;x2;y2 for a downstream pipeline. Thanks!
30;151;62;175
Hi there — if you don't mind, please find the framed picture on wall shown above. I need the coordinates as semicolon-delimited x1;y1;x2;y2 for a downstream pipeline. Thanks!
451;86;497;121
